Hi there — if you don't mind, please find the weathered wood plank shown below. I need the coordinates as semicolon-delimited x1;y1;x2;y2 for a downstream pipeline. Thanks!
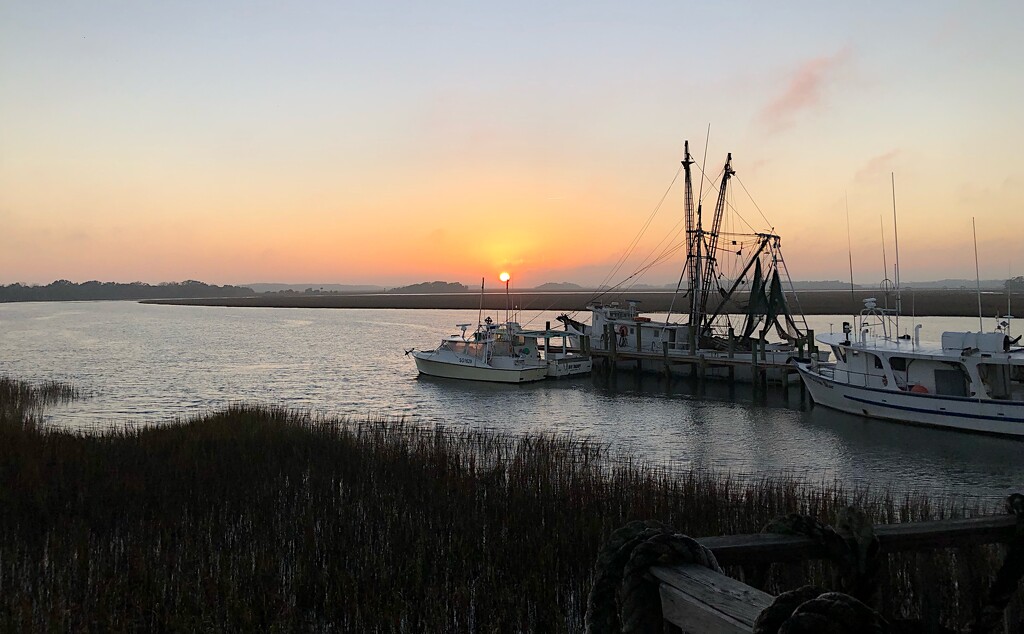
653;564;772;633
699;515;1017;565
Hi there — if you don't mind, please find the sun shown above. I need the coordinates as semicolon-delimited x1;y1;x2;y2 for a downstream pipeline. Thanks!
499;272;510;283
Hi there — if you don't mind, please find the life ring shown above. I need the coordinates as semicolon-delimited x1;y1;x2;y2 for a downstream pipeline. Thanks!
617;325;628;338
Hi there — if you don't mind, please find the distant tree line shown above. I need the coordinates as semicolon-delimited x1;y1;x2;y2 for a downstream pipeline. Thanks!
1008;277;1024;292
386;281;470;293
268;287;342;296
0;280;255;302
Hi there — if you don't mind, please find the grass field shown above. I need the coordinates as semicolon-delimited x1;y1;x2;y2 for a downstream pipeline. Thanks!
1;376;1016;631
144;288;1024;318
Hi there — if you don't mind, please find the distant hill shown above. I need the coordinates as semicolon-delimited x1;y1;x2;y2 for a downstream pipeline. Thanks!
387;281;470;293
899;279;1007;290
0;280;255;302
247;283;385;294
533;282;583;291
787;280;864;290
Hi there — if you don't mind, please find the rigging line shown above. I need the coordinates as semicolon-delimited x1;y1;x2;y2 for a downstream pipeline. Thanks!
734;174;774;231
777;249;810;332
603;242;688;297
626;218;692;284
692;157;766;235
627;212;688;276
620;241;690;294
693;164;726;206
723;201;757;233
591;165;683;299
696;124;711;207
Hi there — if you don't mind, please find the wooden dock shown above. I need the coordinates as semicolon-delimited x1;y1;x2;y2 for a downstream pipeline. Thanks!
628;513;1022;633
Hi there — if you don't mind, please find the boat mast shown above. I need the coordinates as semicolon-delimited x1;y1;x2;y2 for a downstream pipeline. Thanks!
973;217;983;332
683;142;699;328
477;277;484;328
891;173;901;336
698;153;734;334
691;131;711;330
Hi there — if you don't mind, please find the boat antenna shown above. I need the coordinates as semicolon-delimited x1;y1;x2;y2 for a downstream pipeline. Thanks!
845;192;855;301
891;173;902;336
973;217;983;331
477;276;484;327
696;124;711;206
880;215;889;312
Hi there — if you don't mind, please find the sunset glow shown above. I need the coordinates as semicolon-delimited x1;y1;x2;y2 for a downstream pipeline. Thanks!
2;3;1022;287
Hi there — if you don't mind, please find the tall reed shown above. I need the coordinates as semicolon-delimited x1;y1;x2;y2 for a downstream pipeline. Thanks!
0;379;1013;631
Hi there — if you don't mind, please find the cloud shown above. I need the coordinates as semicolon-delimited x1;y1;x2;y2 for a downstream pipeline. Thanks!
854;149;900;183
758;48;851;132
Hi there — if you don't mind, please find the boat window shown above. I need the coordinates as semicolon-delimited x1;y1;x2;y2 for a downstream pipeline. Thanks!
873;355;884;369
830;345;847;362
934;367;969;397
446;342;485;358
890;357;908;372
978;363;1012;399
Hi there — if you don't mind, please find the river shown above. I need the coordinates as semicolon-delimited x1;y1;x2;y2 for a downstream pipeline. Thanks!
1;300;1020;502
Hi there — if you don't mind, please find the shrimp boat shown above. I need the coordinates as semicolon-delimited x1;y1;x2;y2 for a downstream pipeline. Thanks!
558;142;827;383
795;299;1024;435
410;318;592;383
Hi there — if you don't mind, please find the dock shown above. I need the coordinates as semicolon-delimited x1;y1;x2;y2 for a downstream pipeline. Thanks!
594;507;1024;633
538;323;820;391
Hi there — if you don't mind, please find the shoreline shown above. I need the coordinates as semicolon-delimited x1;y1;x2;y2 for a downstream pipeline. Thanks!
141;289;1023;317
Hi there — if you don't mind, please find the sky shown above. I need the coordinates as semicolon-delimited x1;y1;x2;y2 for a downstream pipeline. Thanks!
2;1;1022;288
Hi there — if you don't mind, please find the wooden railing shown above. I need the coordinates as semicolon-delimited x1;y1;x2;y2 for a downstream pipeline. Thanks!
652;514;1020;633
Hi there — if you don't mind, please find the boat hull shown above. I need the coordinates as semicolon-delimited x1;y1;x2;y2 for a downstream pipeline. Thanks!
546;356;593;378
795;362;1024;436
413;354;549;383
599;351;808;384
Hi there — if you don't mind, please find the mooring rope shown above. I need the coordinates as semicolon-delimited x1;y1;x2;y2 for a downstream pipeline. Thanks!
589;497;1024;633
585;520;721;634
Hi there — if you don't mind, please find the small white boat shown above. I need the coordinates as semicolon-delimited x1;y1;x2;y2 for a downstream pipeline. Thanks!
410;320;591;383
795;299;1024;436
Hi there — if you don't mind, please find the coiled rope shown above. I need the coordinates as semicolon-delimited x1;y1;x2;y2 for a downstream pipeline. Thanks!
585;520;721;634
587;495;1024;633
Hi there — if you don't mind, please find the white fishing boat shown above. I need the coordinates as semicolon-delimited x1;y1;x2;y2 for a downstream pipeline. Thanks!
795;299;1024;436
558;142;827;383
410;319;592;383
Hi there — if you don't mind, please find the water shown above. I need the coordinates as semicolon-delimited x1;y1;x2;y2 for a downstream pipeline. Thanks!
1;301;1021;503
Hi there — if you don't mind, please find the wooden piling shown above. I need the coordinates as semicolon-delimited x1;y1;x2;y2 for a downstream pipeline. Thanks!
727;327;735;381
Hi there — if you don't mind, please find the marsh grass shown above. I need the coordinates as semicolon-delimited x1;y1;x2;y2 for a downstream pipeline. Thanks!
0;378;1016;631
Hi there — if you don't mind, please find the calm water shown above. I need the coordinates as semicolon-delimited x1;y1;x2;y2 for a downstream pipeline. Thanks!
1;301;1021;503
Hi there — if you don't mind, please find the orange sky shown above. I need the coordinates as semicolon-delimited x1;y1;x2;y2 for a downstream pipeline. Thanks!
2;3;1022;288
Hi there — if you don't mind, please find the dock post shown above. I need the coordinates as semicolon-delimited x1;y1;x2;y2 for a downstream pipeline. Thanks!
544;321;551;358
760;335;768;391
663;341;670;378
807;329;816;359
609;324;618;371
751;337;761;396
727;327;735;382
636;325;643;372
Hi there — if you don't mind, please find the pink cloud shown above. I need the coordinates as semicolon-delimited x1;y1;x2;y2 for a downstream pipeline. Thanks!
759;48;851;132
854;149;900;183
